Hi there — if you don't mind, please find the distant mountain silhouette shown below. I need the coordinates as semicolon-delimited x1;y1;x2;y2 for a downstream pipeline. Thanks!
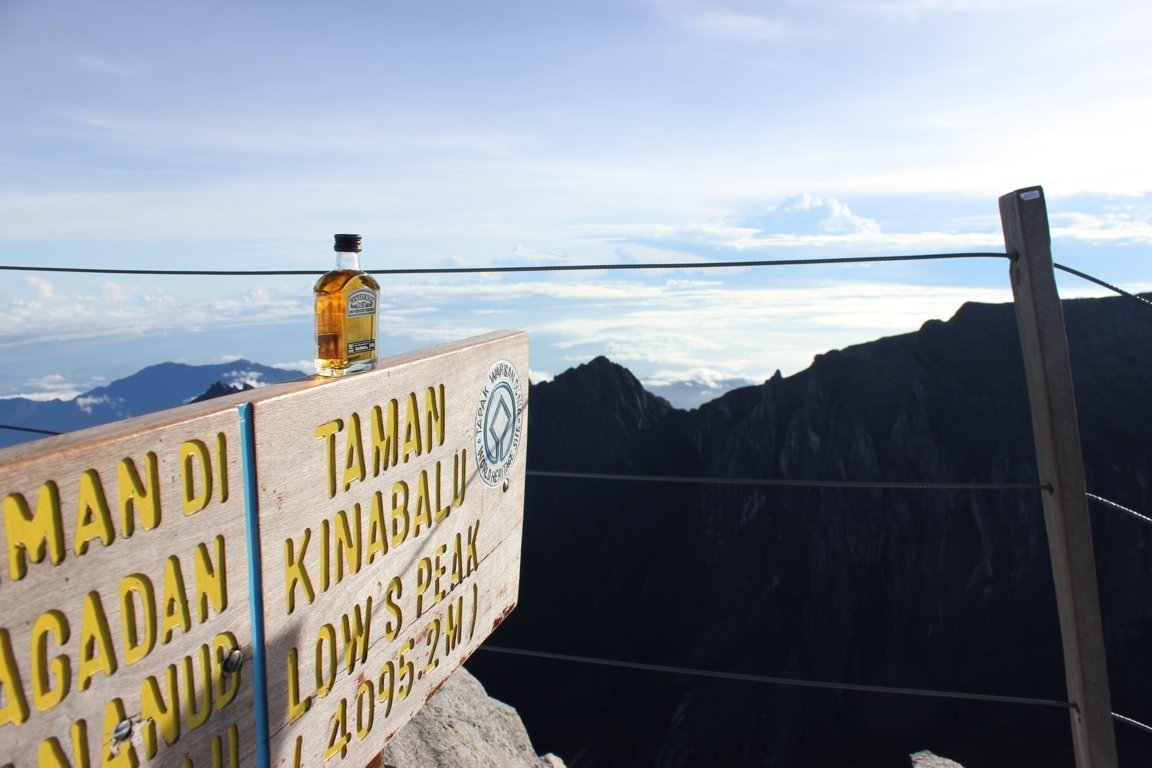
466;294;1152;768
0;360;305;448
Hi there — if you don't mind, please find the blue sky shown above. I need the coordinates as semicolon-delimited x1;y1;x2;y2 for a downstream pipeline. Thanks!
1;0;1149;408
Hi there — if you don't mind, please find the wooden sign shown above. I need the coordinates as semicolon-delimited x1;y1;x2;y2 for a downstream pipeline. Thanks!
252;331;527;766
0;401;256;767
0;331;528;768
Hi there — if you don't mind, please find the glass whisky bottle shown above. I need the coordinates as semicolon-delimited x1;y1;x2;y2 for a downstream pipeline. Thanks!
314;233;380;377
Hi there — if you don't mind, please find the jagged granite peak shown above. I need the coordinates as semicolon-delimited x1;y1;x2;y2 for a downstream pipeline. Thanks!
527;355;674;473
468;293;1152;768
190;380;257;403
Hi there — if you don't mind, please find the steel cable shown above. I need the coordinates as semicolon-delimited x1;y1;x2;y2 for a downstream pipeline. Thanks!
479;645;1073;710
1087;492;1152;527
0;251;1007;277
1054;263;1152;310
528;469;1051;493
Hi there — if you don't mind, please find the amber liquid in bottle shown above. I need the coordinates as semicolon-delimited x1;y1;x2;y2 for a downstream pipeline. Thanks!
314;236;380;376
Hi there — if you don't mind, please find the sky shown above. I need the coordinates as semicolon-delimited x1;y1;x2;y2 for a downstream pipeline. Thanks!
1;0;1150;410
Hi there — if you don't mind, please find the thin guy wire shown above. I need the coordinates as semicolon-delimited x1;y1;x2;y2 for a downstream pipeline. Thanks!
0;251;1008;277
479;645;1073;710
1087;492;1152;527
1054;263;1152;310
0;424;62;436
1113;711;1152;736
528;469;1051;493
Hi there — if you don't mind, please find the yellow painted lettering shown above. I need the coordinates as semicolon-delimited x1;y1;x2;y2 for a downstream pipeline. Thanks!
3;483;64;581
0;627;29;726
444;595;463;655
140;666;180;759
194;536;227;622
180;440;213;516
210;723;239;768
425;384;445;450
120;573;157;666
366;491;388;565
412;469;433;537
31;609;70;712
184;644;211;731
77;591;117;692
334;506;361;581
382;576;403;641
433;543;448;602
389;481;409;548
36;719;89;768
342;412;365;492
215;432;229;504
341;597;372;673
324;697;350;761
283;528;315;614
467;520;480;576
315;419;343;499
286;647;312;723
433;460;451;523
371;400;399;476
450;531;464;588
319;518;330;592
453;449;467;507
315;623;337;698
117;452;160;537
402;391;421;461
74;470;114;556
354;679;374;739
211;632;240;710
160;555;192;644
415;557;431;618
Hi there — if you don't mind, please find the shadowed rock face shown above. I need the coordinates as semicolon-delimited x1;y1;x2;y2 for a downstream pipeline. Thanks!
467;295;1152;768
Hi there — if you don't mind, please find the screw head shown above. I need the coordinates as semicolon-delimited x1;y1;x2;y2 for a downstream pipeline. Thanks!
113;719;132;742
223;648;244;674
502;478;510;492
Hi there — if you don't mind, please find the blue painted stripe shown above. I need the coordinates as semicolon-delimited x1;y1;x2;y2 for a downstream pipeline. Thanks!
239;403;271;768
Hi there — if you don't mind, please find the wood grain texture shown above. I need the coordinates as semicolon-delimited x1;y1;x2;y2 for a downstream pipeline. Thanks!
1000;187;1118;768
250;332;529;767
0;401;256;767
0;331;529;768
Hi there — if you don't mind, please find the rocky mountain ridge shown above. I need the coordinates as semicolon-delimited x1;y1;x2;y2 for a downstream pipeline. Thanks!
466;294;1152;767
0;360;304;448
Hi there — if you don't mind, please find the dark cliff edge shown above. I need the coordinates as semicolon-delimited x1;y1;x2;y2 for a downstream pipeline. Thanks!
467;294;1152;767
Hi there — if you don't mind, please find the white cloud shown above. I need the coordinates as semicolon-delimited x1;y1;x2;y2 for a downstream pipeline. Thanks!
27;276;55;299
76;394;114;414
1050;211;1152;244
0;282;311;350
0;372;104;402
529;369;554;384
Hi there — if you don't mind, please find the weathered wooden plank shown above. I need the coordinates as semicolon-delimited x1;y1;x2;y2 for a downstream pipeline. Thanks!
0;401;257;767
1000;186;1118;768
250;332;529;767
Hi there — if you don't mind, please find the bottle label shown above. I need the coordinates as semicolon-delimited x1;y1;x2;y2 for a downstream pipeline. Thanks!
347;340;375;354
346;288;377;317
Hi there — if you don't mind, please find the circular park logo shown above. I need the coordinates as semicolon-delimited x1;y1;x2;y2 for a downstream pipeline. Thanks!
474;359;525;487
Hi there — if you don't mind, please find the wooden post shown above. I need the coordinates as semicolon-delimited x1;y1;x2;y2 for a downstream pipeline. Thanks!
1000;185;1118;768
